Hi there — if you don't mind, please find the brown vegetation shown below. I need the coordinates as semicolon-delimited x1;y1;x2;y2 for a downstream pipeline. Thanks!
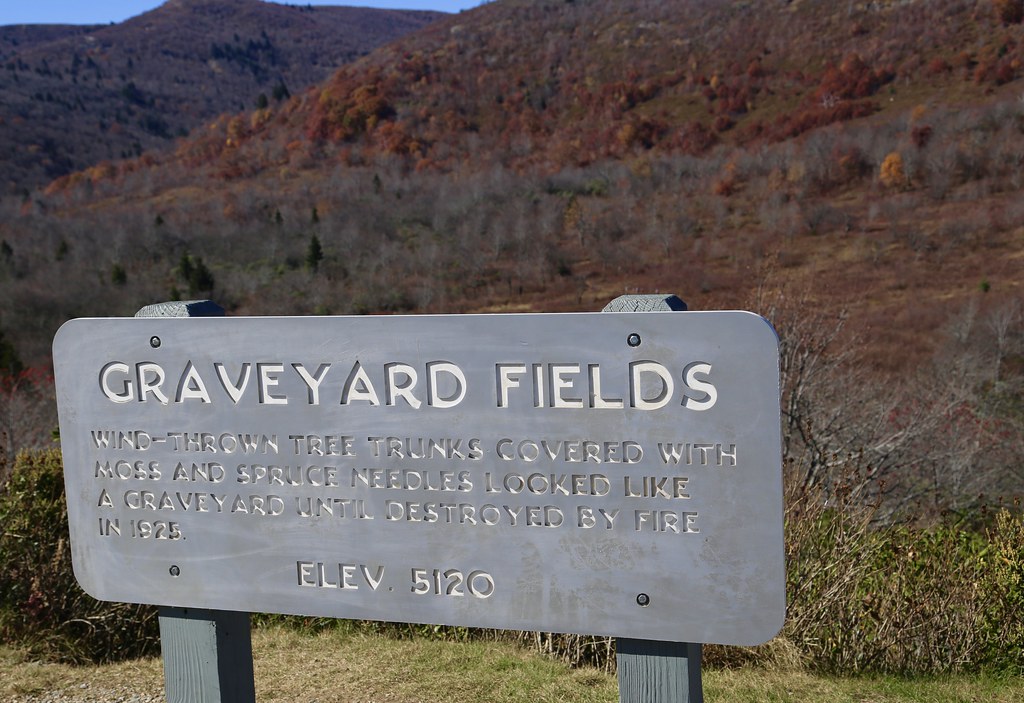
0;0;1022;597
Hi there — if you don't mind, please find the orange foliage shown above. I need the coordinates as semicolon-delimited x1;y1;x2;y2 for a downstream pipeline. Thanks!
85;162;117;183
879;151;906;189
667;121;717;155
43;175;73;197
926;57;952;75
590;81;660;114
968;45;1024;88
250;108;273;131
712;161;740;196
307;73;396;142
375;122;423;157
225;117;248;149
817;53;893;102
614;117;668;151
771;101;879;141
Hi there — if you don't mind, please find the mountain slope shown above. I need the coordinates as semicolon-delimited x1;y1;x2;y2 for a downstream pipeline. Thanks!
0;0;445;193
1;0;1022;531
201;0;1024;171
52;0;1024;186
3;0;1024;378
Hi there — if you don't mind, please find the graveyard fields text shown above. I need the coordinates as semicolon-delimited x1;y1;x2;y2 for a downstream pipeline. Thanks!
97;359;719;411
88;431;738;597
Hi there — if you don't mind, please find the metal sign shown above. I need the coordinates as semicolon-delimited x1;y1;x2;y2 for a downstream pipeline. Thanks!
53;311;784;645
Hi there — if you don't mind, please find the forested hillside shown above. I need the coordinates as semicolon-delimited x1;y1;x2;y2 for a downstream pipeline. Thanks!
0;0;445;192
1;0;1024;519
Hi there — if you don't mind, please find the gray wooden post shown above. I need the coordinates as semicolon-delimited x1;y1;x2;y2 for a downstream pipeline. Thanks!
617;640;702;703
135;300;256;703
603;294;702;703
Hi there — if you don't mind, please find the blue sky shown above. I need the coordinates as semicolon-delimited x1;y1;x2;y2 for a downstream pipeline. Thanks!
0;1;481;26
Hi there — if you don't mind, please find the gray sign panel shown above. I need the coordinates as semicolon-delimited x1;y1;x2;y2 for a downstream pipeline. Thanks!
53;311;784;645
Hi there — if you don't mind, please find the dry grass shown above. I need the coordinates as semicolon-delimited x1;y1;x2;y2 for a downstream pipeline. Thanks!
0;645;162;702
705;668;1024;702
3;626;1023;703
0;626;617;703
251;628;615;703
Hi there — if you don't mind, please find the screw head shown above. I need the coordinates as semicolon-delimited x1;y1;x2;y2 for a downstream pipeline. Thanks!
169;565;180;577
627;333;642;347
636;593;650;607
150;336;161;348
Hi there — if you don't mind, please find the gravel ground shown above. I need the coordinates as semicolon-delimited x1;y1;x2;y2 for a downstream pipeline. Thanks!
5;683;162;703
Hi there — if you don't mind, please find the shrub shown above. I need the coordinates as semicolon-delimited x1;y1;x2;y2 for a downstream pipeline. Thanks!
879;151;907;189
0;449;160;662
994;0;1024;25
911;125;933;149
0;368;57;477
772;100;879;141
780;484;1024;674
926;57;952;76
983;507;1024;672
816;54;893;103
3;449;1022;673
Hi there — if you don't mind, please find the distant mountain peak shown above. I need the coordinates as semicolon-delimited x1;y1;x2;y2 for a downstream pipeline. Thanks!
156;0;272;14
0;0;445;192
163;0;245;8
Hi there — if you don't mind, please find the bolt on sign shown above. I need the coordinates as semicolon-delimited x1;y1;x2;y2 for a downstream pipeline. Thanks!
53;311;785;645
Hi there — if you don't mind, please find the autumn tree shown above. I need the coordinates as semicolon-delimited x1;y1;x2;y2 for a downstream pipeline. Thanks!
879;151;906;189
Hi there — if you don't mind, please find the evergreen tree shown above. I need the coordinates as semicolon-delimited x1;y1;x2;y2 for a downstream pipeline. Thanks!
272;81;290;102
177;253;194;282
111;263;127;286
0;327;23;377
187;257;215;295
176;253;214;295
306;234;324;272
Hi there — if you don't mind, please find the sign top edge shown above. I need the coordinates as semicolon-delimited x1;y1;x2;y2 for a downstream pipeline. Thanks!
55;308;773;325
